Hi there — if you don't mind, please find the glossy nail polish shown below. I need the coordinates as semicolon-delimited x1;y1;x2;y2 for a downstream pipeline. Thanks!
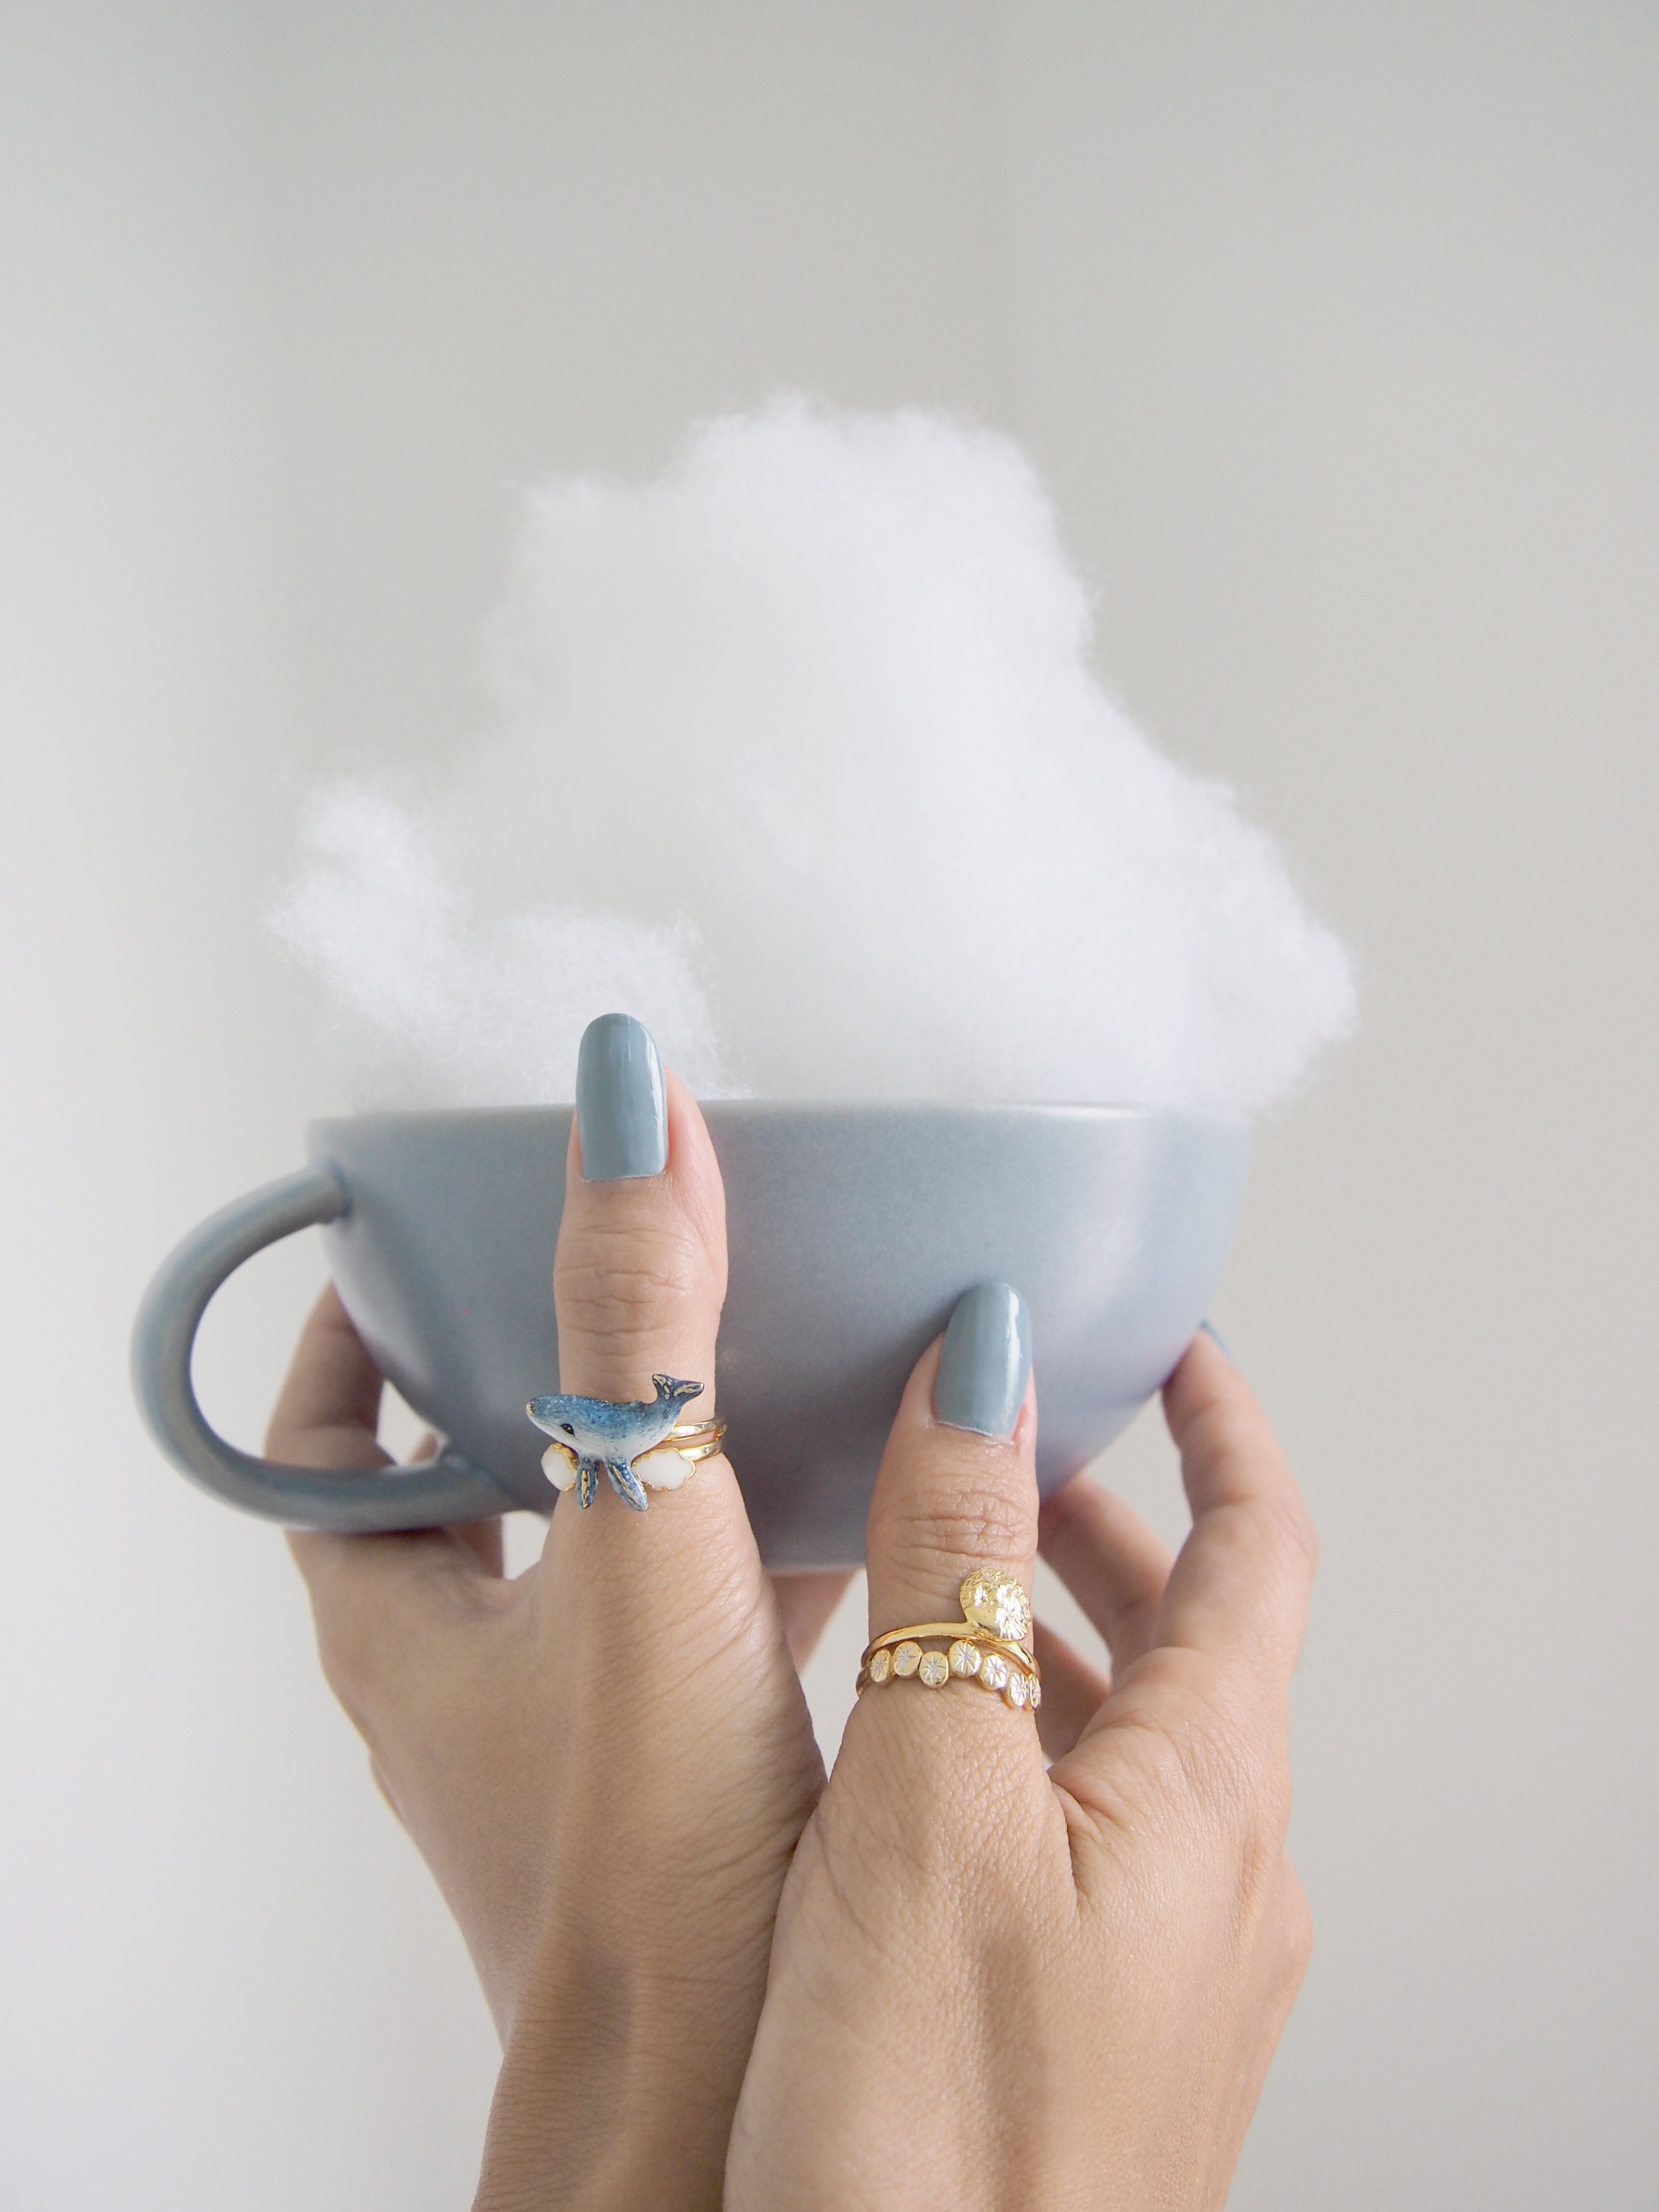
575;1013;668;1181
935;1281;1032;1438
1199;1317;1232;1358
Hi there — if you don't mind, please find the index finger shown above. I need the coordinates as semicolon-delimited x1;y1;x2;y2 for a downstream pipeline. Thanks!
265;1282;390;1473
1151;1332;1318;1686
272;1285;503;1597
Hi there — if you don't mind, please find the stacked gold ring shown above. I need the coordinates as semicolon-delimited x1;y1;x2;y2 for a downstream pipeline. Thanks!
856;1569;1041;1713
663;1419;728;1465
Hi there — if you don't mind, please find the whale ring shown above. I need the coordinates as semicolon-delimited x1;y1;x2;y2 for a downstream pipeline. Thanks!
526;1375;727;1511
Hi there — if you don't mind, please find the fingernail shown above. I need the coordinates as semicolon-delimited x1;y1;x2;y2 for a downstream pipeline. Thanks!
1199;1317;1232;1359
935;1282;1032;1438
576;1014;668;1180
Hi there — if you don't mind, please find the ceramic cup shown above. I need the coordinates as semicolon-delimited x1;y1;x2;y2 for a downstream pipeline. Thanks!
131;1102;1249;1569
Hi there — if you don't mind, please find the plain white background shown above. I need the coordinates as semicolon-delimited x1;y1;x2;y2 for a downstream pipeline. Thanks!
2;4;1655;2204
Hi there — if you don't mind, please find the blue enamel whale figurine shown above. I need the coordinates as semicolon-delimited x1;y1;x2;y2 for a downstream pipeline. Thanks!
526;1374;705;1510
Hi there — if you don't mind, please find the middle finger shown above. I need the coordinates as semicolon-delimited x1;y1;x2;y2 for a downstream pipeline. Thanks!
1037;1472;1174;1675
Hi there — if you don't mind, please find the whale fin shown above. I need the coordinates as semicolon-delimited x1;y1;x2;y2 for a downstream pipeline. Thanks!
607;1458;650;1512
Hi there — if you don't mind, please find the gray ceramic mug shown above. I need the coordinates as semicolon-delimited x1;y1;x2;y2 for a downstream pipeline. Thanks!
131;1102;1249;1568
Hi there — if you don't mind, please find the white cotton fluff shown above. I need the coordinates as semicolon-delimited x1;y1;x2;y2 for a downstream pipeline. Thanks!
272;397;1356;1112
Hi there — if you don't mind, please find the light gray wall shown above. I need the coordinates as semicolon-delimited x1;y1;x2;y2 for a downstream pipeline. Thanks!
2;4;1654;2205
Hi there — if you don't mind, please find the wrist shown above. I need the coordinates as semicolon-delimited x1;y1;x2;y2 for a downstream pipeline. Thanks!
474;1972;758;2212
475;2084;727;2212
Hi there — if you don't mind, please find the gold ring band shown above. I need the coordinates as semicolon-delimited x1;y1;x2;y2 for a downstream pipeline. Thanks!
665;1419;728;1464
865;1621;1029;1652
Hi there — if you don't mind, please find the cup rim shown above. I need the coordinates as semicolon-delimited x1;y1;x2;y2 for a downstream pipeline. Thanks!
309;1098;1251;1136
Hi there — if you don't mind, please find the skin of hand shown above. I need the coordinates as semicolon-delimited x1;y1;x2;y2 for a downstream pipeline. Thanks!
725;1329;1317;2212
268;1071;849;2212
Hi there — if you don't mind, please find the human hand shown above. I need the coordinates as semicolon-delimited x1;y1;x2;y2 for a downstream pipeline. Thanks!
269;1018;847;2211
727;1311;1316;2211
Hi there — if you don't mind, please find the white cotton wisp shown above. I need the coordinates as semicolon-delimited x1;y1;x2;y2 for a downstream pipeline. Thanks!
272;398;1356;1112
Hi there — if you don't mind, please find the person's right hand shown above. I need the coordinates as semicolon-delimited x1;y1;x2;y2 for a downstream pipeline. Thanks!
727;1319;1316;2211
270;1020;847;2212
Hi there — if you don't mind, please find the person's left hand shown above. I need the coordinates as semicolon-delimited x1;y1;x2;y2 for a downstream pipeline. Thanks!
270;1038;848;2210
726;1322;1315;2211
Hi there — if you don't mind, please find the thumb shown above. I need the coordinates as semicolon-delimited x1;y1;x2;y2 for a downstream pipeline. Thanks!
540;1015;771;1668
856;1282;1042;1755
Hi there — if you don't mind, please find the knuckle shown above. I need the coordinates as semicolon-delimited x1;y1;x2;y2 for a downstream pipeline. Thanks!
1237;1786;1294;1919
1132;1659;1293;1841
1182;1702;1298;1921
877;1471;1036;1581
1077;1712;1200;1830
555;1219;706;1347
1177;1705;1270;1831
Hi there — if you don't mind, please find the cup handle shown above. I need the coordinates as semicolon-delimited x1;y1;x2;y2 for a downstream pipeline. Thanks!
131;1165;516;1531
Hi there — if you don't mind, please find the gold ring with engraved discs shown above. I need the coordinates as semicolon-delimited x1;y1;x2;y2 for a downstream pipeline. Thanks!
855;1569;1040;1712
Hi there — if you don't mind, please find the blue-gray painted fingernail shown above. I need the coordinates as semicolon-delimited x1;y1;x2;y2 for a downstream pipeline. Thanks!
576;1014;668;1181
935;1282;1032;1438
1199;1318;1232;1358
